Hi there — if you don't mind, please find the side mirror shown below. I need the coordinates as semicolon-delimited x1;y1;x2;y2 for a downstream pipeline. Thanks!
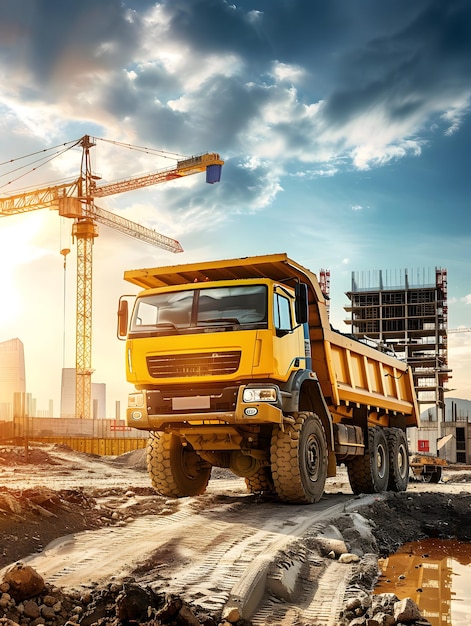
294;283;309;325
117;298;129;339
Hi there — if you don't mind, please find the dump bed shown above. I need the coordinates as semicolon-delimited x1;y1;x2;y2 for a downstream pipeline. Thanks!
125;252;419;426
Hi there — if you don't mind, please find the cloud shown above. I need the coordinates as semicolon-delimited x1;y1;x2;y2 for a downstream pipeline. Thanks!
0;0;470;226
463;295;471;305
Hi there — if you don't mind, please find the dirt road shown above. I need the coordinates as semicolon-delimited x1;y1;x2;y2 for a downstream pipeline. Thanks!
0;444;470;626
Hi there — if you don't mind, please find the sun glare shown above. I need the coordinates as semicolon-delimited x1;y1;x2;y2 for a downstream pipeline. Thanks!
0;215;48;326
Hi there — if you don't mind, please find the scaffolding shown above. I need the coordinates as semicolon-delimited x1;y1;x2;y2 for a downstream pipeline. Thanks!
345;267;450;419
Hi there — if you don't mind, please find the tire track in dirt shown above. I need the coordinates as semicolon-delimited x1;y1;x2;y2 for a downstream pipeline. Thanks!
8;491;355;622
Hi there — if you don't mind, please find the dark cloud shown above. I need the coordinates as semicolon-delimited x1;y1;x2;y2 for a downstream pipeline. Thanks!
133;64;182;96
162;0;265;61
0;0;144;92
322;0;471;128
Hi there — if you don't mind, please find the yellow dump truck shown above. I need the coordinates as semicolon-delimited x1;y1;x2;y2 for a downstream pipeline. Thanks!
409;454;447;483
118;253;419;503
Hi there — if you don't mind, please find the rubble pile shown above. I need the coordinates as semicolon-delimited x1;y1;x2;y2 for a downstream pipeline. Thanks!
0;448;58;467
338;592;431;626
0;564;242;626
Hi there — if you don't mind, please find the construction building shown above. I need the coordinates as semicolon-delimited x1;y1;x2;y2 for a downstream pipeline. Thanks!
344;267;451;456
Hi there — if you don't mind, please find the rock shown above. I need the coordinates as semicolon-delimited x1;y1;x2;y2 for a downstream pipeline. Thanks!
0;493;23;516
2;565;45;601
315;524;348;557
40;604;56;619
393;597;422;622
346;617;367;625
318;538;349;557
178;604;203;626
53;600;62;612
223;606;241;623
154;593;183;622
372;593;399;612
345;598;362;612
23;599;40;619
367;612;395;625
115;584;157;622
339;553;360;564
0;594;11;609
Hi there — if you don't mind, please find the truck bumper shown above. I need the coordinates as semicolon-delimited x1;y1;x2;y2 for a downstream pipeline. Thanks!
126;385;284;431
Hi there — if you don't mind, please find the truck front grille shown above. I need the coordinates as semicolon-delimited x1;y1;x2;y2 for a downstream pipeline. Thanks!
147;351;241;379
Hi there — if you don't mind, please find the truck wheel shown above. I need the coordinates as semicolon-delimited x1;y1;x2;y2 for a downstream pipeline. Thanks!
147;432;211;498
347;427;389;494
430;467;442;483
270;412;328;504
386;428;409;492
245;467;275;496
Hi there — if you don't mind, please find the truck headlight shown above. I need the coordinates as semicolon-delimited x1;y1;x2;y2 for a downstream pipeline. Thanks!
243;387;277;403
128;392;145;408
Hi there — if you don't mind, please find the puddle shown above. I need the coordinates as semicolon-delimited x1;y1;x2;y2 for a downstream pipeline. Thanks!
375;538;471;626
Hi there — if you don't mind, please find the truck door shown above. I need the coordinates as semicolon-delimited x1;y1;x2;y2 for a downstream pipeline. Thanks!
272;288;304;380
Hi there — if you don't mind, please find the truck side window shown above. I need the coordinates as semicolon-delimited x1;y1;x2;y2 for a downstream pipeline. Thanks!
274;293;292;332
135;301;158;326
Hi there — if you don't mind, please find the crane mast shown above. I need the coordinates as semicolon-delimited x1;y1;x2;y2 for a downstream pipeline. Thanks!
0;135;223;418
73;136;97;420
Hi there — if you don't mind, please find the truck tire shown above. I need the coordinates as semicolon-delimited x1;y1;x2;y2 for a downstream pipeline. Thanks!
147;432;211;498
245;467;275;496
386;427;409;492
347;427;389;494
430;466;442;483
421;471;432;483
270;412;328;504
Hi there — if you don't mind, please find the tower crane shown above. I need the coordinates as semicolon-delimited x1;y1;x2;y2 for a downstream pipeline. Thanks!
0;135;224;418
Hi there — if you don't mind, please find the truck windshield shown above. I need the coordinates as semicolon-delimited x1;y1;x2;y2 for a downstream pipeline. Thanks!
130;285;268;335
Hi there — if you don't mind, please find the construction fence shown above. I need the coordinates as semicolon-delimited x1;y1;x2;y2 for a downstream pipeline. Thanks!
0;416;148;456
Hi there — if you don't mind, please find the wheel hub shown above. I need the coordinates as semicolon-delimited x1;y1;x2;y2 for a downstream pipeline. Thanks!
305;434;320;481
376;444;387;479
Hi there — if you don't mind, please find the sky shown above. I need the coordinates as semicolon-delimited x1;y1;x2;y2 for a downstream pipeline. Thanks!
0;0;470;416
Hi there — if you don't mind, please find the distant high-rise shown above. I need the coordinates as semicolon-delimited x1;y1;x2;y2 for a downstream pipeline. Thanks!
61;368;106;418
0;338;26;421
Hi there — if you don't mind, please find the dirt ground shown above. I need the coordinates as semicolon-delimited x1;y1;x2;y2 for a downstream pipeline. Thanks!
0;443;470;626
0;445;172;570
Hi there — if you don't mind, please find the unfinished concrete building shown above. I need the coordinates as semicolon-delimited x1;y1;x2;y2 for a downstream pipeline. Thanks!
344;267;451;456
